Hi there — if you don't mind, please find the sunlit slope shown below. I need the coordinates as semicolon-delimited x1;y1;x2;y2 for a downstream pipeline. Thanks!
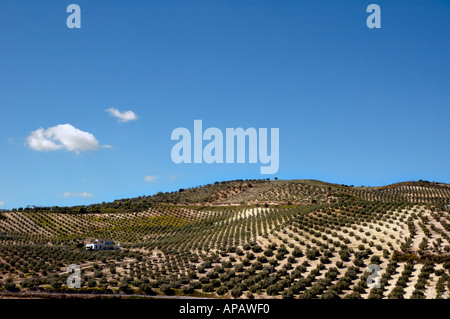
0;179;449;299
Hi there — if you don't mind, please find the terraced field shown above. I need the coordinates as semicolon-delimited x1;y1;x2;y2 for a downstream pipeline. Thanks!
0;179;449;299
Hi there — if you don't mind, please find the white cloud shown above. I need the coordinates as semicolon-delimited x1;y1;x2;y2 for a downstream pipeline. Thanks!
144;175;158;183
105;108;138;122
63;192;93;198
0;201;4;206
27;124;100;154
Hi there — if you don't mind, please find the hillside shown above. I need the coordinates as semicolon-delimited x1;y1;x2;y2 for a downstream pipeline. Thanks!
0;179;449;299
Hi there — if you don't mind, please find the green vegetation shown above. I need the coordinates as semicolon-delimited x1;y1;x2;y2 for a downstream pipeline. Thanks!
0;179;449;299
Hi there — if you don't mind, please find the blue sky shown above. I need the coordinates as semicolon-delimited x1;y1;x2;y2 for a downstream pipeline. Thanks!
0;0;449;209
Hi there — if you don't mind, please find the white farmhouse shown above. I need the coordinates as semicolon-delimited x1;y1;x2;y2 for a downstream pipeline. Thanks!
86;239;120;250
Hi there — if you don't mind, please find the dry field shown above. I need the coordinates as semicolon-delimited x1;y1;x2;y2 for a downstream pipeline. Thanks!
0;179;449;299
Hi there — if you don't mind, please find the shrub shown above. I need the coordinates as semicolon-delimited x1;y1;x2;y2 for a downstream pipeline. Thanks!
202;283;214;292
161;284;174;295
5;283;18;292
216;286;228;295
230;286;243;298
140;283;156;295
